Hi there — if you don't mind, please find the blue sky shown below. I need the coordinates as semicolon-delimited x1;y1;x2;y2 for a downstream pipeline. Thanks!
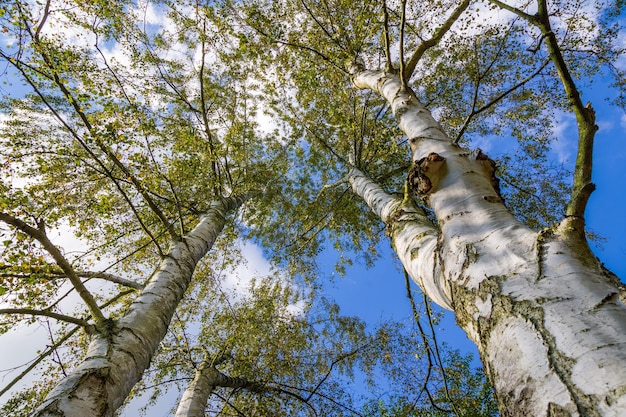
1;2;626;415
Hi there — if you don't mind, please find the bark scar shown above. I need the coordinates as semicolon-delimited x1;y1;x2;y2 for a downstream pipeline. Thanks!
408;152;445;197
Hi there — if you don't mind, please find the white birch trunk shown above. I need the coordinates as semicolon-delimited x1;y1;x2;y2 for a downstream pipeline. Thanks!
32;196;245;417
175;364;218;417
351;69;626;417
175;362;263;417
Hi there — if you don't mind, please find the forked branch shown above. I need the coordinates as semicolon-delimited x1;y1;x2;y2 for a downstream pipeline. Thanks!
403;0;471;81
0;213;107;331
489;0;597;221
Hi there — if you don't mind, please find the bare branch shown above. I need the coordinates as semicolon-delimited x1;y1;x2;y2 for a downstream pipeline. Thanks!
0;308;90;327
455;59;550;143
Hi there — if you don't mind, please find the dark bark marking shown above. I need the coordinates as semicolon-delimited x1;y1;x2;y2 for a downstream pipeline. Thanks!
408;152;445;197
548;402;572;417
385;209;407;237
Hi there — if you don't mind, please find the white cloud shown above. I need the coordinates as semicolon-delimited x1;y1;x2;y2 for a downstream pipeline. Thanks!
220;240;273;294
0;323;50;401
596;119;614;133
551;110;576;163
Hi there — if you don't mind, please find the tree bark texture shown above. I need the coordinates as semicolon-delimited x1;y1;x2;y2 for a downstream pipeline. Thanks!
175;362;263;417
33;196;245;417
350;70;626;417
175;364;218;417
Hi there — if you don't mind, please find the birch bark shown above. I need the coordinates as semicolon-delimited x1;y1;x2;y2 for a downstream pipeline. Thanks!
32;195;245;417
174;362;263;417
350;69;626;417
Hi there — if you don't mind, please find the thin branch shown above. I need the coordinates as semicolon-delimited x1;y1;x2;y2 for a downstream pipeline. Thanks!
0;289;133;397
403;269;436;410
198;25;222;196
398;0;407;90
212;391;248;417
85;39;180;241
77;271;144;289
273;386;319;416
298;0;344;52
0;308;90;327
0;327;78;398
0;213;107;330
33;0;51;40
382;0;393;72
45;319;67;377
0;269;144;290
305;345;369;402
403;0;471;81
454;59;550;143
273;381;365;416
1;49;166;257
243;16;348;75
423;292;460;416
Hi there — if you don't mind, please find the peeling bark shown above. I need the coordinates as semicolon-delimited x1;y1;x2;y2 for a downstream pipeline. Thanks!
32;196;245;417
351;69;626;416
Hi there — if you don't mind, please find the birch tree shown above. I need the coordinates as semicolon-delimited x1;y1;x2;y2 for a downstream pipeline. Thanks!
235;0;626;415
160;273;374;417
0;0;286;415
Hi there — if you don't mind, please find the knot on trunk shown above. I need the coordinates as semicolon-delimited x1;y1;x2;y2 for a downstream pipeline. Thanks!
408;152;445;197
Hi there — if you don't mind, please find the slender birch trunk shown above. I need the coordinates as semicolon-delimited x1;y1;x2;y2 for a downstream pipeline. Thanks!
33;196;245;417
349;69;626;417
175;363;219;417
175;361;263;417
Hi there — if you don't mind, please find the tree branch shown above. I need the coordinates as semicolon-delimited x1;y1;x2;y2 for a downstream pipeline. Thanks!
535;0;596;220
0;269;144;290
403;0;471;81
454;59;550;143
489;0;597;222
1;48;167;257
382;0;393;72
0;308;91;327
488;0;537;22
399;0;407;90
0;213;108;331
0;289;133;397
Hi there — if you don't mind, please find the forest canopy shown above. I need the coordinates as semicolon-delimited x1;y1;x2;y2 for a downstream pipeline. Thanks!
0;0;625;416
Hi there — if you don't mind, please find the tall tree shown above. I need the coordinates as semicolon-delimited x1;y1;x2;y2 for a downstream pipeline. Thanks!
155;271;375;417
0;0;285;415
234;0;626;415
2;0;625;416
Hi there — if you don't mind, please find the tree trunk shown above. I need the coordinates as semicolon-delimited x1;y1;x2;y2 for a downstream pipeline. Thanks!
175;361;264;417
175;363;219;417
33;196;245;417
350;69;626;417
